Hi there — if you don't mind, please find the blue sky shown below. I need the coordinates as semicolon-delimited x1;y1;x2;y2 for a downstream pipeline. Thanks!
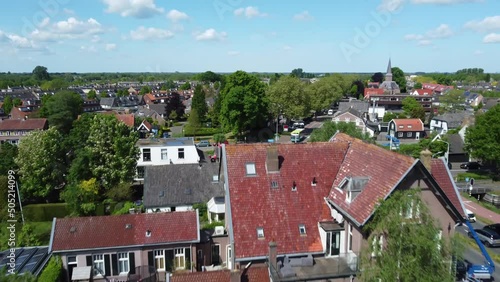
0;0;499;73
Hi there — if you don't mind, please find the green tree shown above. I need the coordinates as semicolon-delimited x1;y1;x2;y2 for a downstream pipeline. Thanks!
269;73;282;85
309;121;372;142
1;96;13;114
165;79;176;89
465;104;500;167
0;142;18;175
12;98;22;107
219;71;269;135
191;84;208;120
371;72;384;83
61;178;100;216
87;89;97;100
139;86;151;95
38;256;63;282
414;82;423;89
306;75;344;112
383;112;400;122
197;71;223;83
402;96;425;121
391;67;407;93
0;176;8;222
267;75;310;120
290;68;304;78
40;90;84;135
18;223;41;247
0;267;37;281
186;109;202;137
165;92;185;120
439;89;465;111
15;127;66;199
180;82;191;90
32;65;50;81
359;189;458;282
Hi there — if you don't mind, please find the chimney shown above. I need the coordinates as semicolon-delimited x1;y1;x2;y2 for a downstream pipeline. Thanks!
230;269;241;282
420;149;432;171
269;241;277;271
266;146;279;173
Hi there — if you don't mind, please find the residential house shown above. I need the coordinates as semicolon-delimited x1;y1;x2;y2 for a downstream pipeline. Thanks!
447;133;469;163
0;246;50;277
100;112;135;127
463;91;483;107
143;162;224;213
422;83;454;94
363;88;384;99
0;118;48;144
49;211;200;282
171;266;270;282
136;138;200;181
366;94;433;112
332;108;374;137
147;104;168;120
136;105;166;126
221;134;466;281
430;112;468;134
137;119;153;139
388;118;426;140
100;97;116;110
481;97;500;112
8;107;32;120
410;89;432;96
144;92;170;104
82;99;102;113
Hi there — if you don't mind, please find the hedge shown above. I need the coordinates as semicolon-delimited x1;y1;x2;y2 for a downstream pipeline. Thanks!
38;256;62;282
183;127;223;136
23;203;68;221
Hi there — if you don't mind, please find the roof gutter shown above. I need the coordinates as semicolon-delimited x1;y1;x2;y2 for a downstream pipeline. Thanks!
235;251;325;263
222;144;236;269
51;239;201;254
47;217;56;254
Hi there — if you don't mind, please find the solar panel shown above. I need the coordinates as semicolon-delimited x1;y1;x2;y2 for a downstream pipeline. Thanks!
14;248;37;272
19;248;48;274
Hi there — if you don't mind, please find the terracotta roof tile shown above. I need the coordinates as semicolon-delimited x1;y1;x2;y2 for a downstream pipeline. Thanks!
391;118;424;132
100;112;135;127
327;133;416;226
51;211;199;252
431;158;466;218
171;266;269;282
0;118;48;131
225;142;349;260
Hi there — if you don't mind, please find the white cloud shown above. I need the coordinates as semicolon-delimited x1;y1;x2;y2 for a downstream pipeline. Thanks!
194;29;227;41
483;33;500;43
80;45;97;53
418;40;433;45
166;9;189;22
0;29;50;53
91;35;101;43
378;0;480;11
105;43;117;51
102;0;164;18
30;17;104;42
464;16;500;32
38;17;50;28
293;11;314;21
283;45;292;50
378;0;405;12
129;26;174;40
404;24;453;45
227;51;240;56
234;6;267;19
411;0;482;4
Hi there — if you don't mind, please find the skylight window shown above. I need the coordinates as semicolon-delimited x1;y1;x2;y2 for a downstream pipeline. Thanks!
245;163;256;175
299;224;306;235
257;227;264;239
271;181;279;188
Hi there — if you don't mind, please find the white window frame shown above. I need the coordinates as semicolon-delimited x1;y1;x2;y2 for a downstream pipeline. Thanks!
348;224;353;252
93;254;105;277
371;234;384;257
118;252;129;274
178;148;185;159
246;163;256;175
174;248;185;270
154;250;165;271
257;227;264;239
299;224;306;235
161;149;168;160
143;148;151;162
398;132;403;137
407;132;412;137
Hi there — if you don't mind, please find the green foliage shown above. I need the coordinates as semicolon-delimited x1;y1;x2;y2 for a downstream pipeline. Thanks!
40;90;84;134
0;143;18;176
0;266;37;281
371;72;384;83
309;121;372;142
0;176;8;222
414;82;422;89
38;255;63;282
191;85;208;120
139;86;151;95
306;74;350;111
196;71;224;83
0;221;52;251
15;127;66;199
1;96;13;114
402;96;425;121
165;92;185;120
382;112;400;122
267;75;310;120
186;109;202;136
87;89;97;100
360;189;456;282
193;203;208;223
23;203;69;221
32;65;50;81
202;221;224;230
465;105;500;166
456;172;492;182
213;133;226;143
180;81;191;90
40;78;68;90
106;182;133;202
391;67;407;93
183;127;221;136
440;89;466;111
18;223;41;247
396;136;448;159
113;201;137;215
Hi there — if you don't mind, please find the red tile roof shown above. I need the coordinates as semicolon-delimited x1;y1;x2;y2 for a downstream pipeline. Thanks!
0;118;48;131
430;158;466;218
171;266;270;282
364;88;384;99
138;120;152;131
391;118;424;132
225;142;349;260
412;89;432;96
51;211;199;252
327;133;416;226
100;111;135;127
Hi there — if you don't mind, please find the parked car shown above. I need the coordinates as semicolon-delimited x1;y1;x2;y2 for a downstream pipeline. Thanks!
196;140;211;147
484;223;500;234
460;162;482;170
466;209;476;223
467;228;500;247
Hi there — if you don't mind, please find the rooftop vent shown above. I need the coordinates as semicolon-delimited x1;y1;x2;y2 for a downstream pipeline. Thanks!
125;224;133;229
266;146;279;173
311;177;317;186
159;191;165;197
292;181;297;191
146;230;151;237
70;226;77;233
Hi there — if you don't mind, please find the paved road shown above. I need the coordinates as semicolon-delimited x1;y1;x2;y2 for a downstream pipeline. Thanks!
456;219;500;256
463;247;498;281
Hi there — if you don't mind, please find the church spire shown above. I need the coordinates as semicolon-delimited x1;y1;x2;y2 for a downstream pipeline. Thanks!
386;58;392;75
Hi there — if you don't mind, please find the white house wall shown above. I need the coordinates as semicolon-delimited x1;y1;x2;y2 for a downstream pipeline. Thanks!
137;145;200;167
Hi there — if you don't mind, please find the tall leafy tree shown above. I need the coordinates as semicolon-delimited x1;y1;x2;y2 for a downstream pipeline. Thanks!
15;127;66;199
402;96;425;122
0;142;18;176
186;109;202;137
439;89;466;111
266;75;310;120
87;89;97;100
414;82;423;89
309;121;372;142
359;189;459;282
139;86;151;95
371;72;384;83
165;92;185;120
219;71;269;135
40;90;84;135
465;104;500;167
180;82;191;90
1;96;13;114
191;84;208;120
306;75;344;111
391;67;407;93
32;65;50;81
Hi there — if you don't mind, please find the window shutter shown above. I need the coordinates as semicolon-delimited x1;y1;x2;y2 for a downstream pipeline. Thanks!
148;251;154;267
104;254;111;276
86;255;92;266
111;254;118;276
166;249;174;272
129;253;136;274
185;248;191;270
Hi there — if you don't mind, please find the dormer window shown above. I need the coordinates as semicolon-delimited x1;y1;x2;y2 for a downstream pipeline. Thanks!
271;181;279;189
292;181;297;191
212;175;219;183
245;163;256;176
299;224;306;235
257;227;264;239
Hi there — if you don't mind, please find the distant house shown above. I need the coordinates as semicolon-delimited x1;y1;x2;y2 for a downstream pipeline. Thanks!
410;89;432;96
136;106;166;126
143;162;224;213
49;211;200;282
447;133;469;163
481;97;500;112
332;108;374;137
144;93;170;104
82;99;102;113
388;118;425;140
135;138;200;181
0;118;48;145
430;112;468;134
100;97;116;109
363;88;384;99
137;120;153;139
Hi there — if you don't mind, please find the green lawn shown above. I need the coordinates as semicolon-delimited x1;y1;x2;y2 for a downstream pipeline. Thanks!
0;221;52;250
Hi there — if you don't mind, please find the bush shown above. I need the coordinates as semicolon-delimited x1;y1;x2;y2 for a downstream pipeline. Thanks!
23;203;68;221
202;221;224;230
456;172;492;182
183;127;222;136
173;122;183;126
38;256;63;282
113;201;139;215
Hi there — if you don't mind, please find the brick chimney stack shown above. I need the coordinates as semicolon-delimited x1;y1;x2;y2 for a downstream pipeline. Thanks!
420;149;432;172
269;241;277;271
230;269;241;282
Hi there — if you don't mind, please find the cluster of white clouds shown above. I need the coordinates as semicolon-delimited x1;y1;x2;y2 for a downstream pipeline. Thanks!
379;0;482;12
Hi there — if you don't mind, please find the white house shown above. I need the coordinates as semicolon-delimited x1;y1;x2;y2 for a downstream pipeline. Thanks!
135;137;200;181
332;108;375;137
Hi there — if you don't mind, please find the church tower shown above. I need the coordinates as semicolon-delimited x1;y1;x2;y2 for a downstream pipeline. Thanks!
385;58;393;82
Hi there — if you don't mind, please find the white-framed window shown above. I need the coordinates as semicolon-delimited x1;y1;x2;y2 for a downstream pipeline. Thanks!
436;230;443;251
154;250;165;271
178;148;185;159
174;248;185;269
257;227;264;239
118;252;129;274
143;148;151;162
246;163;256;175
299;224;306;235
398;132;403;137
67;256;77;265
371;234;384;257
407;132;412;137
348;224;353;252
161;149;168;160
93;254;105;276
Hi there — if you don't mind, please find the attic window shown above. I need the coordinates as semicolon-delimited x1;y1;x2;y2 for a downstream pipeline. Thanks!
408;125;412;129
257;227;264;239
292;181;297;191
159;191;165;197
245;163;256;176
125;224;132;229
146;230;151;237
398;125;404;129
271;181;279;189
311;177;317;186
212;175;219;183
338;177;349;190
299;224;306;235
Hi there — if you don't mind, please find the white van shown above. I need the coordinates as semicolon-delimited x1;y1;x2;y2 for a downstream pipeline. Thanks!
466;209;476;222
